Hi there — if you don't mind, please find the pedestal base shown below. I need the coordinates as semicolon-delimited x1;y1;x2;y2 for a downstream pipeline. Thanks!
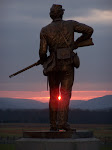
16;137;100;150
23;130;93;138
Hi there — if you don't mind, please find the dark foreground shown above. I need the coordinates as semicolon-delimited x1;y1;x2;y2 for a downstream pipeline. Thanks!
0;123;112;150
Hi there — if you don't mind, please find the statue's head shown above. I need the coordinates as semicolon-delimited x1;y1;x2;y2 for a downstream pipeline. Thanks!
50;4;65;20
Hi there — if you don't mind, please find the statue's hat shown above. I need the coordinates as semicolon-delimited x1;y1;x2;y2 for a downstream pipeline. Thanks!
50;4;65;12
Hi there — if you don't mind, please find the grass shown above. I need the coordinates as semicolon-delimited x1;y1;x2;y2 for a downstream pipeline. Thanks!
100;144;112;150
0;123;112;150
0;123;49;137
0;144;15;150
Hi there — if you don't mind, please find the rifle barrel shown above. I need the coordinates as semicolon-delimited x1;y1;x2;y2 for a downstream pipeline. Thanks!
9;60;41;78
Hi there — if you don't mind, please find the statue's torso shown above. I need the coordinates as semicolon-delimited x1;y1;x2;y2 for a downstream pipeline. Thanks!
42;20;75;53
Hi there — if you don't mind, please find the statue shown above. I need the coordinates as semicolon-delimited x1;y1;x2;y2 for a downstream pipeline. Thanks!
39;4;94;131
9;4;94;132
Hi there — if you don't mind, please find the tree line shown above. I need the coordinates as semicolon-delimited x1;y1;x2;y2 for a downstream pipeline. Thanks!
0;109;112;124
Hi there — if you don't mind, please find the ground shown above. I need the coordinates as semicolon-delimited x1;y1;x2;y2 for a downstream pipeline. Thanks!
0;123;112;150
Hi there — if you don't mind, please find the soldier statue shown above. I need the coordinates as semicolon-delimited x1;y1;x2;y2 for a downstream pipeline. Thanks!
39;4;94;131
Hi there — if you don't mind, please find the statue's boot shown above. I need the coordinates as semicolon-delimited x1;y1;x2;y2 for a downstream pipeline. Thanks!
58;110;75;131
49;109;58;131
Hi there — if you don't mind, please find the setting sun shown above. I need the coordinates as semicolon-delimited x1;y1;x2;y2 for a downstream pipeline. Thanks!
58;96;61;101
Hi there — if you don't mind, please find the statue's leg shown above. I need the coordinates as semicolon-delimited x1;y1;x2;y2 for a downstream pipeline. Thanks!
58;66;74;131
48;71;60;131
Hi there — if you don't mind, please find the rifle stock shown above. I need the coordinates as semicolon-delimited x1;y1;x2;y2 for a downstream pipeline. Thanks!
9;60;41;78
77;38;94;47
73;38;94;50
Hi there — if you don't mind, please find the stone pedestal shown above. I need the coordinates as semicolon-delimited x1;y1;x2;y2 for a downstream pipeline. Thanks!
16;130;100;150
23;130;93;139
16;137;100;150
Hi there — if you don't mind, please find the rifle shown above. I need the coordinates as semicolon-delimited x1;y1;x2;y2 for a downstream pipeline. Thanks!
9;38;94;78
79;38;94;47
9;60;41;78
74;38;94;49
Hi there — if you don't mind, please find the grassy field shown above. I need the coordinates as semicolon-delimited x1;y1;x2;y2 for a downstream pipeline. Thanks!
0;123;112;150
0;144;15;150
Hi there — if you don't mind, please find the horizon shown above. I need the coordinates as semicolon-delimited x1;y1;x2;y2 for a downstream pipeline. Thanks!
0;90;112;103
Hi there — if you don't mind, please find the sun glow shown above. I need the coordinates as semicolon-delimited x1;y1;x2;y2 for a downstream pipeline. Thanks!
58;96;61;101
0;90;112;102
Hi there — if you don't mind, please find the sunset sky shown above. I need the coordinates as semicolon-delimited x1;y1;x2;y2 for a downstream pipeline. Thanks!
0;0;112;102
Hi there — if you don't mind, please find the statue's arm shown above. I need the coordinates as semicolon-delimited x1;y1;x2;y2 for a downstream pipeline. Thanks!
39;28;48;64
73;21;94;43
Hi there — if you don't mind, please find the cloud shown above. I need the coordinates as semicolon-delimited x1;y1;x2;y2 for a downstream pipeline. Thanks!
66;9;112;25
1;14;50;27
1;1;111;28
0;0;112;92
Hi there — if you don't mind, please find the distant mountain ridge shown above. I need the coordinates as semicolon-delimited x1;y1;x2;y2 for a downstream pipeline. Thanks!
0;98;48;110
70;95;112;110
0;95;112;110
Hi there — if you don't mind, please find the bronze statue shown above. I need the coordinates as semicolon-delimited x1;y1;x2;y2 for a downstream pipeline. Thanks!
9;4;94;132
39;4;94;131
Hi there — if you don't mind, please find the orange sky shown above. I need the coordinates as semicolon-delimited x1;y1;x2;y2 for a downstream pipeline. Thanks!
0;90;112;102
